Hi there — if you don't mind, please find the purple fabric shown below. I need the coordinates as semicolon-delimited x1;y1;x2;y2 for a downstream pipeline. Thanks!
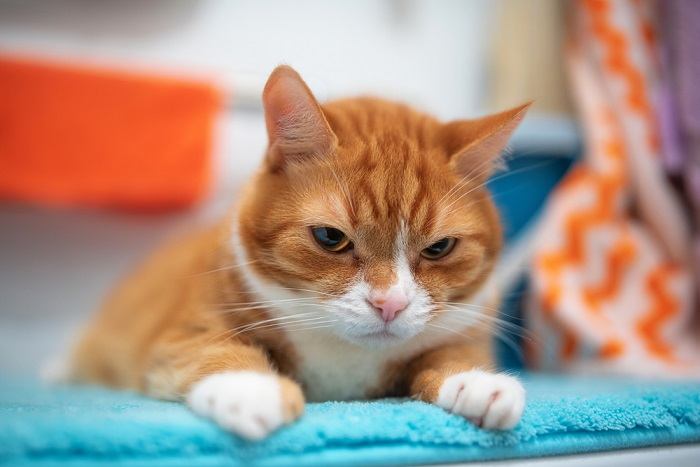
660;0;700;297
672;1;700;134
655;72;684;174
661;0;700;205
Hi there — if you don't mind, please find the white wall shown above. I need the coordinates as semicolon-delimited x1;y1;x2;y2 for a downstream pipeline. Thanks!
0;0;495;119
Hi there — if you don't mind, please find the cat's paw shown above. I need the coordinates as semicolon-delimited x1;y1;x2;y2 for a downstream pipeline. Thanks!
187;371;304;440
435;370;525;430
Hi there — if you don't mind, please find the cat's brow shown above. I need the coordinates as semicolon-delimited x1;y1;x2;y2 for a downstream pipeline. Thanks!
300;195;354;231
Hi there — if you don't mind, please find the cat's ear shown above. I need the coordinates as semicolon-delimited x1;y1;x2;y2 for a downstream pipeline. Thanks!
262;65;337;171
442;102;531;181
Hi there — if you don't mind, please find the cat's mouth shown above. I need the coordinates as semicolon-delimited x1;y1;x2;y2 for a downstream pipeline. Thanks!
337;320;426;348
346;325;411;346
360;329;398;339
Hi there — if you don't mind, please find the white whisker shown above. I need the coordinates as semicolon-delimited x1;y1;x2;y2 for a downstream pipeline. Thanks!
188;259;261;277
228;315;330;339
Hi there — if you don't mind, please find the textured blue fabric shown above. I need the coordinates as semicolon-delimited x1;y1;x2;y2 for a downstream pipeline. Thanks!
1;375;699;466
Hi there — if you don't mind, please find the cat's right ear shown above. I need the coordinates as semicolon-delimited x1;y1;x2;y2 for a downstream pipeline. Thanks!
442;103;531;182
262;65;337;171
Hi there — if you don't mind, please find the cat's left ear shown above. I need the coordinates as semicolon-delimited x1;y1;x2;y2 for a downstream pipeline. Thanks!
442;102;531;181
262;65;338;171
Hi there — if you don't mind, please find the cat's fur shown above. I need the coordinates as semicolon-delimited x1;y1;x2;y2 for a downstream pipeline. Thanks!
69;66;529;440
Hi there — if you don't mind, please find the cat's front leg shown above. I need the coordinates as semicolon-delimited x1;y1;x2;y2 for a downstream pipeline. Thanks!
146;336;305;440
405;344;525;430
433;369;525;429
187;371;304;440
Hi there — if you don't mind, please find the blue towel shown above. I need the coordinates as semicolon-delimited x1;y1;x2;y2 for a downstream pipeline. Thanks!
1;375;699;466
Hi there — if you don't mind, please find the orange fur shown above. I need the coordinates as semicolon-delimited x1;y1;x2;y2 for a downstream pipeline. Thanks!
70;66;528;428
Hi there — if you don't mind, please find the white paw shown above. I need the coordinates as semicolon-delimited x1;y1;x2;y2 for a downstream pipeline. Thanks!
187;371;285;440
436;370;525;430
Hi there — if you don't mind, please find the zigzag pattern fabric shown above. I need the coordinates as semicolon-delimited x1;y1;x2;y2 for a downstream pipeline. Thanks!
527;0;700;378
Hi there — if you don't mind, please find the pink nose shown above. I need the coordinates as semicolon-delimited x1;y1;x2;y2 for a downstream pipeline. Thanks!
369;290;409;322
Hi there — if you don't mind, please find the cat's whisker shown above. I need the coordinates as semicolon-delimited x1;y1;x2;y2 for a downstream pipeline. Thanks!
231;319;338;338
487;157;561;185
442;316;542;350
441;305;533;339
438;171;487;214
437;147;505;206
495;332;527;362
269;286;342;298
246;283;342;299
215;301;316;312
455;314;524;342
189;259;262;277
215;297;319;307
227;314;330;339
214;304;310;314
441;157;561;218
435;300;501;311
219;284;340;300
441;175;493;216
436;175;471;207
434;312;528;360
444;311;535;341
435;301;521;320
439;145;516;208
215;301;318;310
437;301;511;318
205;311;329;344
438;307;541;346
425;322;472;340
281;321;339;333
497;289;532;301
215;301;337;316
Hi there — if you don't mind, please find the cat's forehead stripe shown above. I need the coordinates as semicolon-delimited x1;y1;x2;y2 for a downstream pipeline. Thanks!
328;152;441;232
356;175;382;219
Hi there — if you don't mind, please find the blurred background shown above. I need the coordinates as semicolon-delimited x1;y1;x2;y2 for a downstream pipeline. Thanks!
1;0;697;379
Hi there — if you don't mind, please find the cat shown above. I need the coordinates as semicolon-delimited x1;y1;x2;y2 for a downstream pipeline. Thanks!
68;65;529;440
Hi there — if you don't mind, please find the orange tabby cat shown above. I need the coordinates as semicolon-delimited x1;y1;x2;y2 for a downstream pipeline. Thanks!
68;66;529;440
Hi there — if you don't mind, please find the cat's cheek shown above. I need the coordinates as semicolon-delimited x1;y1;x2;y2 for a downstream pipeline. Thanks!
435;370;525;430
187;371;304;440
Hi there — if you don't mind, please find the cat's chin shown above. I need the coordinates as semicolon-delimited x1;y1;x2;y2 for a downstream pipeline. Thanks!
337;327;420;349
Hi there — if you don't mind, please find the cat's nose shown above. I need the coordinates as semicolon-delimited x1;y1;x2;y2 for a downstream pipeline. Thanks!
368;290;409;323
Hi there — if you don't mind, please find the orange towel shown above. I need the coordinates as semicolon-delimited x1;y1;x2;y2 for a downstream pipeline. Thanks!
0;54;223;211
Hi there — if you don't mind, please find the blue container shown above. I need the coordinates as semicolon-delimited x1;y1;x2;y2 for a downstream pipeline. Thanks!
487;143;578;370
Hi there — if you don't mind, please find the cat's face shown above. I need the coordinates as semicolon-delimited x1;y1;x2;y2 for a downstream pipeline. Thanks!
236;66;528;347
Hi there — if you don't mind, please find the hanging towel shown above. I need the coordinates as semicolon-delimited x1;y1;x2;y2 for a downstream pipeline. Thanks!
527;0;700;378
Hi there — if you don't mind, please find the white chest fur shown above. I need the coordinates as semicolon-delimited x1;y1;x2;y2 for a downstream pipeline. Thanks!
278;312;449;401
282;326;390;401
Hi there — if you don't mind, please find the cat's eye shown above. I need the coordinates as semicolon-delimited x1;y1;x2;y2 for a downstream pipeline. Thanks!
311;226;352;253
421;237;457;260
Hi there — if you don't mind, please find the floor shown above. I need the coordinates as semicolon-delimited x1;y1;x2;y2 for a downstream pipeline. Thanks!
437;444;700;467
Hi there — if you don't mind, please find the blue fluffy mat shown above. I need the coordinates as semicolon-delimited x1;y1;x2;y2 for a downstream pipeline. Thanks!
1;375;699;466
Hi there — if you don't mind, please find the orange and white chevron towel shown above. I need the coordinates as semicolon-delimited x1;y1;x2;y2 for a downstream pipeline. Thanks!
527;0;700;378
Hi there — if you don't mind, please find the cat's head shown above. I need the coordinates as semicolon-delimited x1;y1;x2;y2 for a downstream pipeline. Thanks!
235;65;528;347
